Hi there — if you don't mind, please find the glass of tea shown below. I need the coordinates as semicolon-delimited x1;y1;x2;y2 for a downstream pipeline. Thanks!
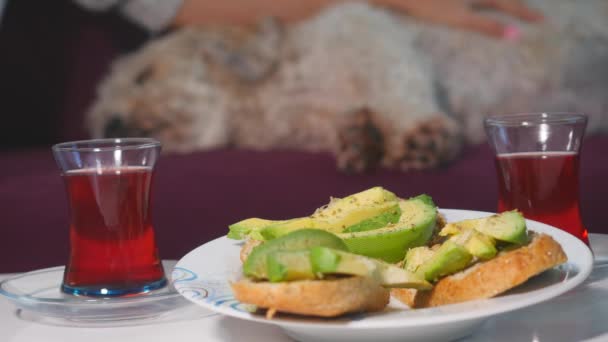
484;113;589;245
52;138;166;296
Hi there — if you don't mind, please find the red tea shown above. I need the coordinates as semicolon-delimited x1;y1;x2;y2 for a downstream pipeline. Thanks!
62;166;165;294
495;151;589;244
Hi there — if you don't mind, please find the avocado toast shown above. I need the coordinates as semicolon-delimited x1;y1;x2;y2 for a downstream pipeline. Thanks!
231;229;431;317
392;232;567;308
392;211;566;307
227;187;568;317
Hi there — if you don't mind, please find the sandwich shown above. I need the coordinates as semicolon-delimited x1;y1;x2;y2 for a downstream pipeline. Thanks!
227;187;568;317
392;232;567;308
232;229;431;318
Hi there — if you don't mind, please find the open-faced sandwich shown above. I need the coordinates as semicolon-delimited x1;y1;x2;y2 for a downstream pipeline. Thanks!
227;187;567;318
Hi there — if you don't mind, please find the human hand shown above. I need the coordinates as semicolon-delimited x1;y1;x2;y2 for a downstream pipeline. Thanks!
379;0;544;39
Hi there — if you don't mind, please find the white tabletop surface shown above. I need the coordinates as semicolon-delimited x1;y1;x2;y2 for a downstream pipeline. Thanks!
2;234;608;342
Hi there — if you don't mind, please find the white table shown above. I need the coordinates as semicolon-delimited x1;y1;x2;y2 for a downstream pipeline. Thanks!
2;234;608;342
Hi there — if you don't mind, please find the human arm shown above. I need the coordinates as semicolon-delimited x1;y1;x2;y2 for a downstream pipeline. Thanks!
74;0;543;38
73;0;183;32
173;0;543;38
381;0;543;38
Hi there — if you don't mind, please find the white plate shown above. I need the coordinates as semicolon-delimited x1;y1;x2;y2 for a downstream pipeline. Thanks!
173;209;593;342
0;260;194;326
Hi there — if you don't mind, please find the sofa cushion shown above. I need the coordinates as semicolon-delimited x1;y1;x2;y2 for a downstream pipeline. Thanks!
0;136;605;273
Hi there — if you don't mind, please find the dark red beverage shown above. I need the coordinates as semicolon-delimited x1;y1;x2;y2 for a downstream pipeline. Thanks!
62;166;166;295
495;151;589;244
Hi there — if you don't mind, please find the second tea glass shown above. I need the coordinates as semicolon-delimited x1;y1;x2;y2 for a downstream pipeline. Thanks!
484;113;589;245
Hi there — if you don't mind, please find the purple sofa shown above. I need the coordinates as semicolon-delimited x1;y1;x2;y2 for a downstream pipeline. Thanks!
0;1;606;273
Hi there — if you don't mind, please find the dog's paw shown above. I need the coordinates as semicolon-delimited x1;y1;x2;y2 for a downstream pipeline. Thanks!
336;108;384;173
392;116;463;171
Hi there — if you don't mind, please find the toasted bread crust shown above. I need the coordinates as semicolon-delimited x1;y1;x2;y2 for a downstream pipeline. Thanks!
392;233;568;308
231;276;390;317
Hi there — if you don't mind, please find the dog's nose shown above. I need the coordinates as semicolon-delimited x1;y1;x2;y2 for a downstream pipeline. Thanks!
103;116;130;138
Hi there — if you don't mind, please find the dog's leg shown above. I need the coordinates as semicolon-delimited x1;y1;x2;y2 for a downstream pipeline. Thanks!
335;108;385;173
381;115;462;171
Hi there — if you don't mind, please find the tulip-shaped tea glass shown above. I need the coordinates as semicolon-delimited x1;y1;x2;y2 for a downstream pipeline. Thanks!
484;113;589;245
53;138;166;296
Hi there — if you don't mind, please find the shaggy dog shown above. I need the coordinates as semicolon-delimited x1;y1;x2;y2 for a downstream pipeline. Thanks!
88;1;608;172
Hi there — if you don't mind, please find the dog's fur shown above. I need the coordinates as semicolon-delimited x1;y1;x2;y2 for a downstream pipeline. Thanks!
88;1;608;172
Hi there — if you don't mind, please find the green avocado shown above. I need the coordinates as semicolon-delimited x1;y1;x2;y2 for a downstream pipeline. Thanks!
228;187;400;240
404;246;436;274
265;247;431;289
404;212;526;283
260;201;401;240
450;229;497;260
337;195;437;263
341;205;401;233
266;250;315;282
243;229;347;279
441;210;527;245
310;247;431;289
227;218;280;240
312;186;398;218
260;217;335;239
415;240;473;282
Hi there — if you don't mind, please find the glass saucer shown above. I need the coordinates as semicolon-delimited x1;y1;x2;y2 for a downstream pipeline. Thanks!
0;260;193;324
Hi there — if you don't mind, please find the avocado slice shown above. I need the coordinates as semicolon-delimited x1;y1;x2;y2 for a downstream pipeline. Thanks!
450;229;497;260
265;247;431;289
404;246;436;274
403;211;525;283
227;218;281;240
341;205;401;233
337;195;437;263
441;210;527;245
261;201;401;239
310;247;431;289
260;217;332;239
266;250;315;282
228;187;400;240
243;229;347;279
415;240;473;282
311;186;398;218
